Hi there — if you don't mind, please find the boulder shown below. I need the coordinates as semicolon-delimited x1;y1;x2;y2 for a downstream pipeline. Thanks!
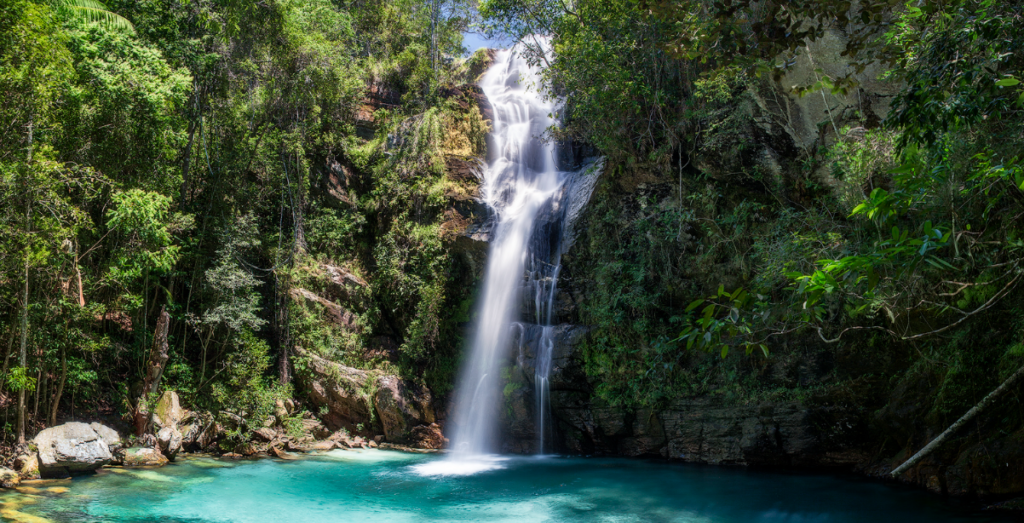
153;391;186;431
90;422;122;451
410;424;446;450
0;467;20;489
33;422;112;478
122;447;168;467
157;426;183;460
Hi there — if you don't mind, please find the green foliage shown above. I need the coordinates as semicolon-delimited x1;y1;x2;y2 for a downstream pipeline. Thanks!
210;330;287;430
56;0;135;33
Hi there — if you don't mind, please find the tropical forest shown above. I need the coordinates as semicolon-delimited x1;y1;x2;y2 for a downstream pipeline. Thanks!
1;0;1024;520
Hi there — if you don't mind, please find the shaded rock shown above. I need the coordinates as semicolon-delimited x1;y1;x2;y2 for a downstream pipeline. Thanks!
368;440;378;449
33;422;112;478
0;467;20;489
122;447;168;467
374;376;434;442
157;426;182;460
322;160;358;208
410;424;446;450
235;443;258;456
302;418;331;440
182;411;218;451
14;453;38;480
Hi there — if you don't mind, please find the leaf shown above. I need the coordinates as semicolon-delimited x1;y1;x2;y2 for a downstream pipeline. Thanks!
720;345;728;358
685;299;704;312
996;77;1021;87
759;344;769;357
717;284;725;297
702;304;715;323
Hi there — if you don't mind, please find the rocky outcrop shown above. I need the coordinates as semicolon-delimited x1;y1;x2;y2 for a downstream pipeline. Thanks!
33;422;115;477
294;347;438;443
290;287;361;332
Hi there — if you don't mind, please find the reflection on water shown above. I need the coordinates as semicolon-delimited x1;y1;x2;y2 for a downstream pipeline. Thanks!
0;450;1013;523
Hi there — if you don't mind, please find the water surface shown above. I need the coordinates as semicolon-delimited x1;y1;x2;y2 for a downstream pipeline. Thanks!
0;450;1014;522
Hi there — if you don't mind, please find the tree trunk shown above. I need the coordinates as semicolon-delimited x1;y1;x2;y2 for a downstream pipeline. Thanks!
32;358;44;421
49;346;66;427
74;239;85;307
134;306;170;436
17;115;33;445
891;362;1024;477
277;284;291;386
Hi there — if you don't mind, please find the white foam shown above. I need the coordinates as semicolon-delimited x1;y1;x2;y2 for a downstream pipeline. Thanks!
408;455;508;476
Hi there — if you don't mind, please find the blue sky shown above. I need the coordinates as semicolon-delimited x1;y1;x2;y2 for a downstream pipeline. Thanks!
463;31;512;54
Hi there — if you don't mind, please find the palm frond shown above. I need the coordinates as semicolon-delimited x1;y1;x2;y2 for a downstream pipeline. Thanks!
56;0;136;33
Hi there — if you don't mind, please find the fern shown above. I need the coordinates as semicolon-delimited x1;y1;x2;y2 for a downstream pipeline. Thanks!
55;0;135;33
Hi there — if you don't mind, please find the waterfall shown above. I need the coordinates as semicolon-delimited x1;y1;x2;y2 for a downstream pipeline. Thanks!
414;45;602;476
447;46;561;461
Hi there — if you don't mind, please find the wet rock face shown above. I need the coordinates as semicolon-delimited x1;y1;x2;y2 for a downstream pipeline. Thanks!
33;422;115;478
555;397;824;464
502;327;839;465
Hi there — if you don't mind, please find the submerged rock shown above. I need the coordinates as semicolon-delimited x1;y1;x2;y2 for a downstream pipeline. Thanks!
122;447;168;468
33;422;114;477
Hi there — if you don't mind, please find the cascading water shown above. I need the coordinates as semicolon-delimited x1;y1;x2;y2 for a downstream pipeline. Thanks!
415;45;601;476
448;46;561;460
